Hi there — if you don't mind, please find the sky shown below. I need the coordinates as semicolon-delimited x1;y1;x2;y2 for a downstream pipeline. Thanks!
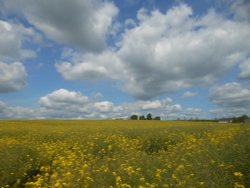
0;0;250;120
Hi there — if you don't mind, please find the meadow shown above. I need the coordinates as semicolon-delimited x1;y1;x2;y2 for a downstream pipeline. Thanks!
0;120;249;188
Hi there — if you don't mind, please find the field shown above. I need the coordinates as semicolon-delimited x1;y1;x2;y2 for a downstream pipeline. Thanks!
0;120;249;188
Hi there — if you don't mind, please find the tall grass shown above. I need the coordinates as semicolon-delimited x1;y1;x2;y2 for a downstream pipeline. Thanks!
0;120;249;187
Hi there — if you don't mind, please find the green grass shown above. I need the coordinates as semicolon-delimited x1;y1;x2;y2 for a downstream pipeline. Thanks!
0;120;249;187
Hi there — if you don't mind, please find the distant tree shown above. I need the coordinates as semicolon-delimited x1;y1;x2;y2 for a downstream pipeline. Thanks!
232;115;249;123
242;114;249;120
146;113;152;120
130;114;138;120
139;115;146;120
154;116;161;120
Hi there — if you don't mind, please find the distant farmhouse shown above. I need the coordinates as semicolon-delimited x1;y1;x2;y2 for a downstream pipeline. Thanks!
218;118;233;123
218;115;250;123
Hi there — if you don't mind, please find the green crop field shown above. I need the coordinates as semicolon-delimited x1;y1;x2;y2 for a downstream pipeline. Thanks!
0;120;249;188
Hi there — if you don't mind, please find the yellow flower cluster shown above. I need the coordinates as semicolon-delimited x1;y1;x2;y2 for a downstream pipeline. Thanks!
0;120;249;187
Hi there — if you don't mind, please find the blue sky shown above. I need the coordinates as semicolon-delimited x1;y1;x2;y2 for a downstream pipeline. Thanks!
0;0;250;119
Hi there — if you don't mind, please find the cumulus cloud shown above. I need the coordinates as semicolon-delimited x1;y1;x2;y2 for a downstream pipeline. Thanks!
184;108;205;118
38;89;187;119
55;49;125;81
117;4;250;98
160;107;206;120
55;3;250;99
239;58;250;79
39;89;111;119
228;0;250;21
0;62;27;93
0;20;39;61
182;91;198;98
56;62;108;81
119;98;184;119
0;87;203;119
209;82;250;117
94;101;114;113
209;108;248;118
4;0;118;52
39;89;89;118
210;82;250;107
0;101;36;119
122;98;179;112
0;20;39;93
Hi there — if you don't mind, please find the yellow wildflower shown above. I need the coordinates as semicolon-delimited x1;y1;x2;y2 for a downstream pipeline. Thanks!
234;182;245;188
234;172;243;177
140;177;145;182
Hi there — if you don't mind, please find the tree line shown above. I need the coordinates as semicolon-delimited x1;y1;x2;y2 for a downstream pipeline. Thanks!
232;115;249;123
130;113;161;120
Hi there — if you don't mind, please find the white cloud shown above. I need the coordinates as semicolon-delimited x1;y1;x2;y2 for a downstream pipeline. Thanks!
184;108;205;117
38;89;187;119
117;98;183;119
55;3;250;99
160;107;206;120
116;4;250;99
0;88;204;119
0;101;36;119
39;89;108;119
122;98;173;112
125;19;137;28
0;20;38;61
0;62;27;93
239;58;250;79
209;82;250;117
210;82;250;107
56;62;108;81
0;20;41;93
141;100;162;110
39;88;88;109
39;89;128;119
94;101;114;113
55;50;125;81
182;91;198;98
4;0;118;52
228;0;250;21
210;108;248;118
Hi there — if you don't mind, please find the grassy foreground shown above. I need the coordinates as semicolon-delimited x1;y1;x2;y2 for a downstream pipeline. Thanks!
0;120;249;188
